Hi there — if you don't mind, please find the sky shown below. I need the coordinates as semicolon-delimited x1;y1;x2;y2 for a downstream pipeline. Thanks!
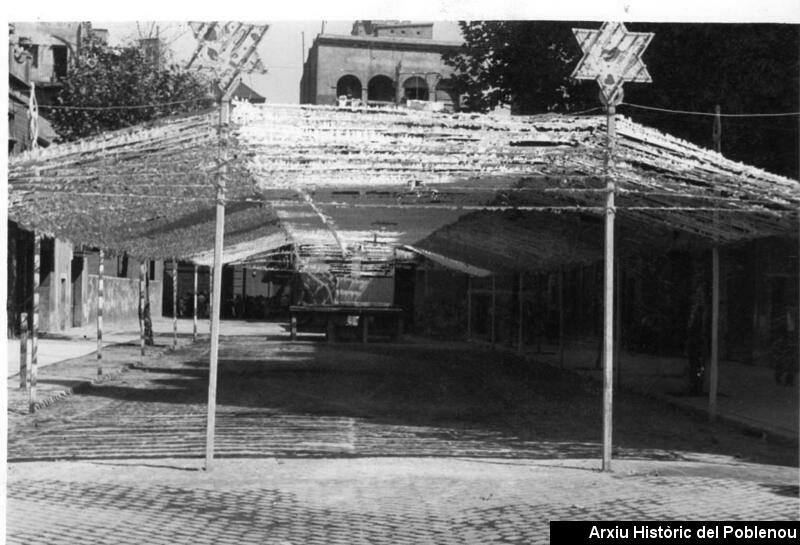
90;21;464;105
8;1;797;103
4;0;798;125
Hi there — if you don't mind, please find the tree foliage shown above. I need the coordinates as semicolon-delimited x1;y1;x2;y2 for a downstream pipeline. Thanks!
445;21;799;178
52;32;215;141
443;21;597;114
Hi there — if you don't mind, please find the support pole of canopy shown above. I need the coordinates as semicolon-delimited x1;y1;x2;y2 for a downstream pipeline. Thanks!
517;272;524;353
97;249;104;375
601;103;617;472
206;97;230;471
29;234;40;414
615;257;622;388
139;262;146;356
172;258;178;350
709;105;722;422
193;264;198;342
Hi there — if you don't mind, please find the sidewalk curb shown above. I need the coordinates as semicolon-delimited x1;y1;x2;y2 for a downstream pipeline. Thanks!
23;343;184;413
30;365;133;412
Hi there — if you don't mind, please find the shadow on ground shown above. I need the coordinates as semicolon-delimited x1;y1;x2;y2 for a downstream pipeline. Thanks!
8;336;798;467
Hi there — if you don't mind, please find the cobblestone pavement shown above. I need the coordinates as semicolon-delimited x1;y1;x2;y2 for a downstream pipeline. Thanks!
6;458;799;545
7;336;799;543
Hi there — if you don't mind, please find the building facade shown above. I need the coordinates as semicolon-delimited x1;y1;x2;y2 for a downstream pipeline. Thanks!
7;22;164;336
300;21;462;109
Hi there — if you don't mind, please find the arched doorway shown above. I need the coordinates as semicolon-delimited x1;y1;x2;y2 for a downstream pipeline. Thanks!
336;75;363;99
368;75;395;103
403;76;429;101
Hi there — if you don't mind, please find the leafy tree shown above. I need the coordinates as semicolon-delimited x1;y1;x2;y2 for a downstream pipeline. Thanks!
52;31;214;141
443;21;597;114
445;21;799;178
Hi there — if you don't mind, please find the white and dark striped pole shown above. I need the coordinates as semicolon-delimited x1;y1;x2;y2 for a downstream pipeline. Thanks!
139;261;146;356
97;249;104;375
19;312;28;390
193;264;198;342
29;234;40;414
172;258;178;350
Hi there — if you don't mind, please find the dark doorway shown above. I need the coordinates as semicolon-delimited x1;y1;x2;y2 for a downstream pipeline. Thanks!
394;267;416;332
71;256;84;326
368;75;395;103
336;75;362;99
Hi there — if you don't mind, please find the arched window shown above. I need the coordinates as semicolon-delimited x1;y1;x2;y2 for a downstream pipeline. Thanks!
367;75;395;103
435;78;458;109
403;76;429;101
336;75;362;99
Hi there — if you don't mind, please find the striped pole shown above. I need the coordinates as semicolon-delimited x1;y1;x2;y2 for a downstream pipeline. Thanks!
209;267;214;334
193;264;198;342
139;261;146;356
172;258;178;350
19;312;28;390
97;249;104;375
30;235;40;414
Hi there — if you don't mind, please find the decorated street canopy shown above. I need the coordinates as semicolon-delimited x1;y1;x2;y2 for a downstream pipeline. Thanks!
7;101;799;270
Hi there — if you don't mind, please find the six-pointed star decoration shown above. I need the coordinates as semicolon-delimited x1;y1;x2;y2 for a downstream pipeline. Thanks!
571;22;654;105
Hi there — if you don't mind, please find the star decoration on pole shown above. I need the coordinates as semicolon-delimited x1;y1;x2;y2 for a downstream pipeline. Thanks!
571;22;654;106
187;21;270;97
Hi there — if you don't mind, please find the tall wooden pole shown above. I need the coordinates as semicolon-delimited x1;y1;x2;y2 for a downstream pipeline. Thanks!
206;97;229;470
97;249;104;375
172;258;178;350
139;261;146;356
193;264;198;342
601;103;617;472
517;272;524;353
614;257;622;388
30;235;40;414
709;105;722;422
569;21;653;472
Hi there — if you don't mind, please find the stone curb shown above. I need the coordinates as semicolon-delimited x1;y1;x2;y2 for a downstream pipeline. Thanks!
29;365;133;412
21;343;185;414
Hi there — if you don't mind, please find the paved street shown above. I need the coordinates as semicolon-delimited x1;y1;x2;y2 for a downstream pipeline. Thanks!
7;332;800;544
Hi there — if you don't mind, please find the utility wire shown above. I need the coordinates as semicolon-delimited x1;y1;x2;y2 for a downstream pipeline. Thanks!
29;98;800;118
37;97;212;111
620;102;800;118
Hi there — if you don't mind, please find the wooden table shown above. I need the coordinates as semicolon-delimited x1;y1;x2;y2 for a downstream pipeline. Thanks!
289;305;404;343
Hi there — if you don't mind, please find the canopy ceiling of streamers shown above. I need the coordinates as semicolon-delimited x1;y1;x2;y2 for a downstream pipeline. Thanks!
8;101;799;274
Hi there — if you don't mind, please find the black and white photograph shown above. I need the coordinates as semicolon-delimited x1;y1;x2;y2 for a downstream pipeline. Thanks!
3;1;799;543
